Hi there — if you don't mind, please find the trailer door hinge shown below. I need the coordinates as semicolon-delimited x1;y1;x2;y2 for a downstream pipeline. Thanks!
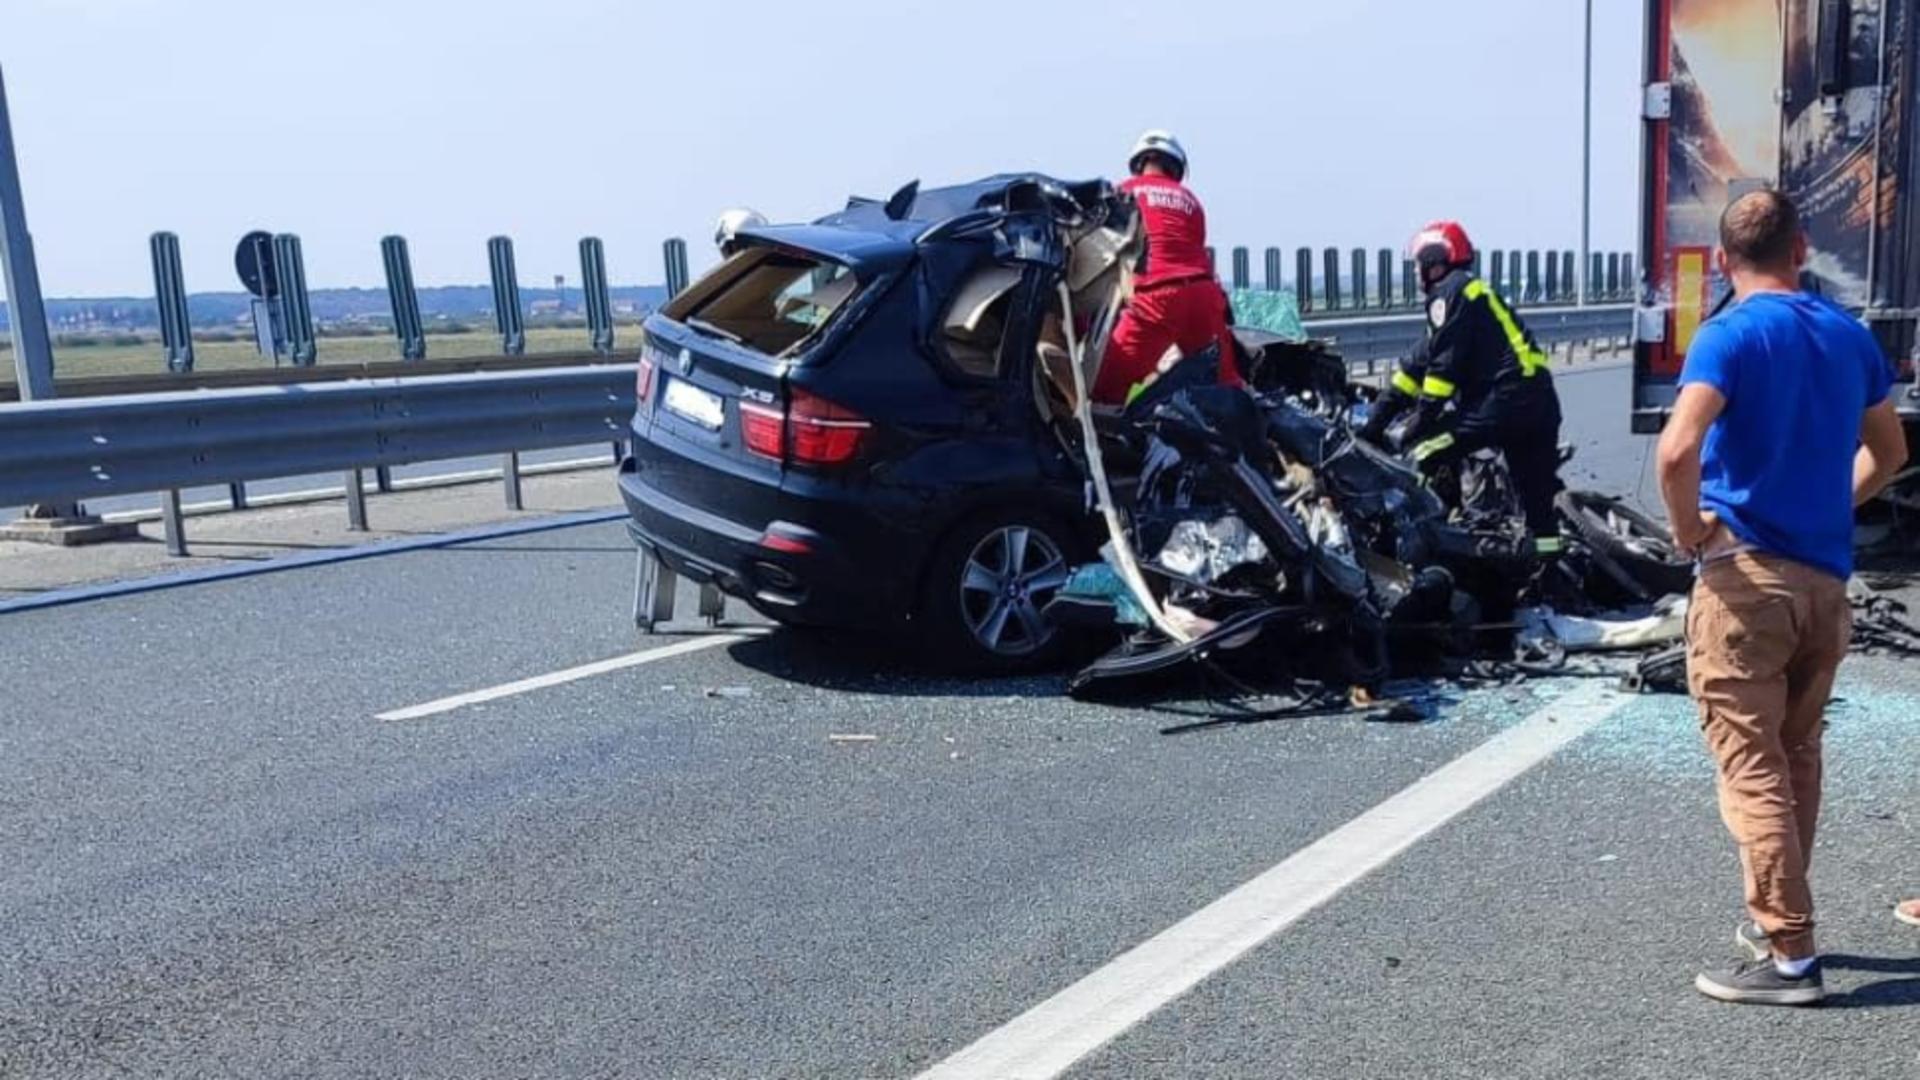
1643;82;1673;120
1634;305;1669;344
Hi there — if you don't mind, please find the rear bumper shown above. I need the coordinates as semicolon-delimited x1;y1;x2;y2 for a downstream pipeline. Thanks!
616;455;910;630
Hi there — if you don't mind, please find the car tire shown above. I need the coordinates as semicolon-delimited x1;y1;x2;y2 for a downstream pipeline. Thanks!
1557;490;1695;601
919;509;1079;673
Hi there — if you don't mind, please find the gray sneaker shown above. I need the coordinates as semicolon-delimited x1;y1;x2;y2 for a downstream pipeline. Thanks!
1695;959;1825;1006
1735;920;1771;961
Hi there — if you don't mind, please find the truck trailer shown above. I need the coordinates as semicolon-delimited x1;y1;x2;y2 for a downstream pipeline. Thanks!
1632;0;1920;508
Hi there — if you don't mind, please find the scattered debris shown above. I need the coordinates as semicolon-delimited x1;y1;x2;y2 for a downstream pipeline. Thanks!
828;733;878;744
704;686;754;699
1046;348;1698;714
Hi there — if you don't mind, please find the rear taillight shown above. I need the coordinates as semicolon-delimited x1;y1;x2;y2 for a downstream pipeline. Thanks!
739;401;785;459
738;389;871;467
788;389;871;465
636;353;656;403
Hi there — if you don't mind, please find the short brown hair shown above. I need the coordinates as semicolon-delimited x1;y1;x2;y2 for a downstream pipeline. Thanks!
1719;190;1801;270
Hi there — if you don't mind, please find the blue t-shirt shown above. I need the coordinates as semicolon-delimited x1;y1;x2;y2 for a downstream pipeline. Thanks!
1679;292;1892;580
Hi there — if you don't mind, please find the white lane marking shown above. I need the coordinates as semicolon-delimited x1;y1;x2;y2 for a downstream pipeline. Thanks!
916;683;1629;1080
376;632;756;721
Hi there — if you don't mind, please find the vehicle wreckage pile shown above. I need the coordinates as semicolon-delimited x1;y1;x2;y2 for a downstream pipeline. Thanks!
1043;343;1920;712
1023;184;1920;712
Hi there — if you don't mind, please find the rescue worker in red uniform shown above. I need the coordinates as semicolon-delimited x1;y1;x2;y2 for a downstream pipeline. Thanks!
1359;221;1565;554
1093;131;1240;404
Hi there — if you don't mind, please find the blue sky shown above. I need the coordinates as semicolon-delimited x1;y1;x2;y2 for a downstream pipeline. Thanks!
4;0;1645;297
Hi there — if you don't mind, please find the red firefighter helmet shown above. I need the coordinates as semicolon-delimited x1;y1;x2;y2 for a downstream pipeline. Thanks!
1408;220;1474;269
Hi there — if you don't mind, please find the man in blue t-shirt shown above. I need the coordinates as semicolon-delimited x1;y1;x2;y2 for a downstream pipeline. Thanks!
1657;189;1908;1007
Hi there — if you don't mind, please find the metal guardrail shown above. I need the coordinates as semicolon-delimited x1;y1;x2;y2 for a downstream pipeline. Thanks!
0;363;634;508
1308;304;1634;367
0;349;616;403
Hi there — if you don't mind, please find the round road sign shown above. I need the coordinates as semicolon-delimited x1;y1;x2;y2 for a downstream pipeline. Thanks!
235;230;279;299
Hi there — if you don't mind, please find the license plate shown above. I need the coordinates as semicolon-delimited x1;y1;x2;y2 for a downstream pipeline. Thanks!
663;377;725;430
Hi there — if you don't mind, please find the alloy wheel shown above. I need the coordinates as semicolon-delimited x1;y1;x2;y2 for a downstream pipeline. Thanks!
958;525;1070;657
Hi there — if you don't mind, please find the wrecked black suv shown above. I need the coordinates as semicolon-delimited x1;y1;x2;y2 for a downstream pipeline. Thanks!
618;175;1145;670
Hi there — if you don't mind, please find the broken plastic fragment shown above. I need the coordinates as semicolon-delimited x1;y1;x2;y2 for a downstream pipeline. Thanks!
1155;515;1269;583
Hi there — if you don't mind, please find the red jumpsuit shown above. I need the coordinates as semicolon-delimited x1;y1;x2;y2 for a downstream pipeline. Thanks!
1093;174;1239;404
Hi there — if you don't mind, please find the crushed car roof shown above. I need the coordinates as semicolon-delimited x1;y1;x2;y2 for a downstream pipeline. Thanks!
734;173;1107;274
732;224;917;275
822;173;1100;228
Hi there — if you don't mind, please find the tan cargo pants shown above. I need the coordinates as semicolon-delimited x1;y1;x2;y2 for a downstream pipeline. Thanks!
1687;550;1851;961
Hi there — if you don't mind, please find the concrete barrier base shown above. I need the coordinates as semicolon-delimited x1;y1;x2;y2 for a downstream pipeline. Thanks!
0;513;139;546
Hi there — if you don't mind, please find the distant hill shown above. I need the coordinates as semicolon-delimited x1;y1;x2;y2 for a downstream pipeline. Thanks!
1;284;671;332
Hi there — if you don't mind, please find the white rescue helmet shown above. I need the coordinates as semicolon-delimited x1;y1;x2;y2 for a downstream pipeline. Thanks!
714;207;769;254
1128;130;1188;180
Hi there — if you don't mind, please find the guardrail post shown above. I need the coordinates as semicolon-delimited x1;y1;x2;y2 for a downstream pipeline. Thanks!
1230;246;1249;291
1544;251;1560;304
488;236;526;356
1470;249;1482;278
1489;251;1505;297
160;489;187;556
488;235;528;494
1622;253;1636;298
1322;247;1340;311
663;238;690;298
1526;251;1542;304
503;450;523;510
1507;249;1523;306
1;67;55;402
580;237;615;355
345;469;368;531
1264;247;1282;292
228;482;247;510
1402;258;1416;306
1349;249;1367;310
1606;253;1622;300
1295;248;1313;314
1377;249;1393;308
381;235;426;361
271;234;316;366
1589;252;1605;303
150;231;194;373
1560;252;1575;302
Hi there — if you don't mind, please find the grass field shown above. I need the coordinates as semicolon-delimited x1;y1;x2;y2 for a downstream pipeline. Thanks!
0;323;642;386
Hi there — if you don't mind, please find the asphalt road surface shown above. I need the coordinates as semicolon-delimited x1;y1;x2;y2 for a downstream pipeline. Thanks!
3;363;1916;1079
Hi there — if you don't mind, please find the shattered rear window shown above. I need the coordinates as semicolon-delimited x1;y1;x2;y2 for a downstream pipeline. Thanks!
668;248;863;358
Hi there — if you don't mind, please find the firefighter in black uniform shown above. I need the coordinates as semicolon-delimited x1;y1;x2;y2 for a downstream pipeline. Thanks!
1359;220;1565;555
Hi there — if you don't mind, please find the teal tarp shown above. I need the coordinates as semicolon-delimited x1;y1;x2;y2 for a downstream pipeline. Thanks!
1227;288;1307;342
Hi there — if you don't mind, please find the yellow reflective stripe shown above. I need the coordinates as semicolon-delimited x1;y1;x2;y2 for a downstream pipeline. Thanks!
1391;369;1422;396
1464;279;1551;376
1421;374;1456;399
1412;432;1456;463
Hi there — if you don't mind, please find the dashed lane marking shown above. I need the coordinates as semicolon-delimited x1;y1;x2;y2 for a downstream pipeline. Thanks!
376;632;759;721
